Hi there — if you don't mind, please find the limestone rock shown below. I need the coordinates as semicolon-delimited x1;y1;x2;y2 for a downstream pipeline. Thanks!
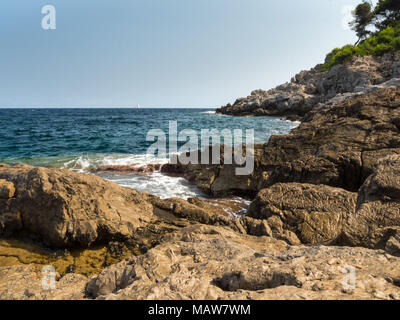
0;163;155;248
249;154;400;249
361;148;400;181
187;197;249;219
248;183;357;245
86;225;400;300
86;225;288;298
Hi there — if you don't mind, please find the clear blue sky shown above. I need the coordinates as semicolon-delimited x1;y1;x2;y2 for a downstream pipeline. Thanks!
0;0;371;108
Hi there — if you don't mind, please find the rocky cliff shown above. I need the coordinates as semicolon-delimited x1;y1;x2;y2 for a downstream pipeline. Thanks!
217;53;400;120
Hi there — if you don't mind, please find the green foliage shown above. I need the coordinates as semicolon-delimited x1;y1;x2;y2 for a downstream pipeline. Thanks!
322;25;400;71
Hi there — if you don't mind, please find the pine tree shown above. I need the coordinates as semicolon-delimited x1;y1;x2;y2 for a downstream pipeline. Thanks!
350;1;373;44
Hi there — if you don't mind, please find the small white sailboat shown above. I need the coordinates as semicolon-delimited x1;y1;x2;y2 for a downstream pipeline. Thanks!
136;104;141;109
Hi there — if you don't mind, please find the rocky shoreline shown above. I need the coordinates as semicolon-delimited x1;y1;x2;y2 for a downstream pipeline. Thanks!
216;53;400;120
2;54;400;300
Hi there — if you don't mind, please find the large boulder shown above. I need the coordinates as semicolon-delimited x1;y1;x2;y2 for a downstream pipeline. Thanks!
0;163;155;248
248;183;357;245
161;145;264;197
249;154;400;250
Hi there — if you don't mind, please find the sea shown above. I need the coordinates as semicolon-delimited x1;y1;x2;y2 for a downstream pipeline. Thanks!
0;108;299;199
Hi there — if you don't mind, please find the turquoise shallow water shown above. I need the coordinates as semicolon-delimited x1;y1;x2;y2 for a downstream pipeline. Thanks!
0;108;298;198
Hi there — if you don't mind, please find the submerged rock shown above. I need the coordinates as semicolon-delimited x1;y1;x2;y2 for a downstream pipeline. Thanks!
92;164;161;174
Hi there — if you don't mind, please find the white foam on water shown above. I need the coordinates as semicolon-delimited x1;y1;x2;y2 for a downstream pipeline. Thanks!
51;116;301;200
62;153;170;172
61;153;204;199
284;119;301;127
201;111;216;114
99;171;203;199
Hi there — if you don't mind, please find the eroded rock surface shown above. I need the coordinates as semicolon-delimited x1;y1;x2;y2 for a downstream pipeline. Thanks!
0;163;154;247
86;225;400;300
248;183;357;245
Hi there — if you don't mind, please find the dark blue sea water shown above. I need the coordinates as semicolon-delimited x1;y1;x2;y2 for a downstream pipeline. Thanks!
0;108;298;198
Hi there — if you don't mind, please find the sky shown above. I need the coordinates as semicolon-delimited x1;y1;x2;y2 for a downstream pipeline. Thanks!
0;0;374;108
